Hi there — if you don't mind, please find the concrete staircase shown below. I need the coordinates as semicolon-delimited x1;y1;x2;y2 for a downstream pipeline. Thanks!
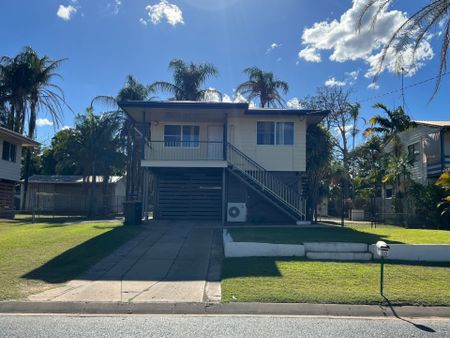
304;242;373;261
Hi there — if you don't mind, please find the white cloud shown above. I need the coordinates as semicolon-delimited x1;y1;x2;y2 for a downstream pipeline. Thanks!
36;118;54;127
346;70;359;81
141;0;184;26
108;0;122;15
325;77;346;87
368;82;380;90
298;46;321;63
287;97;302;109
266;42;282;54
56;4;77;20
298;0;434;77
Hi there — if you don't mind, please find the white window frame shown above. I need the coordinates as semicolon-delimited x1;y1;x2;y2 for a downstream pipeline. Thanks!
256;121;294;146
163;124;200;148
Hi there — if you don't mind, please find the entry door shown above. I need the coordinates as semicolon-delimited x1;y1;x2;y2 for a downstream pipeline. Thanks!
207;125;223;160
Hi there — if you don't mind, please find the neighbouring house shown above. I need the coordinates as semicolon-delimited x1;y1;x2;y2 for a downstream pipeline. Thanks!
21;175;126;215
0;127;39;219
378;120;450;222
119;101;328;224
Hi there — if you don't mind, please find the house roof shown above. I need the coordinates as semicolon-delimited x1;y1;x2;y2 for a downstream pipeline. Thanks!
118;100;329;124
414;120;450;128
26;175;124;184
0;127;40;147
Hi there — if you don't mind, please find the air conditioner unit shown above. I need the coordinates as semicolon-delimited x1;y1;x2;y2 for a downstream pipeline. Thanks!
227;203;247;222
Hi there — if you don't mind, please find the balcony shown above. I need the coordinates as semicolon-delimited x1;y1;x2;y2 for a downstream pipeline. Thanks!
427;156;450;178
143;141;227;168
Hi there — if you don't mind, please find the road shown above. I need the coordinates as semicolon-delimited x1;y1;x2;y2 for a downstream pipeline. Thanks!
0;315;449;337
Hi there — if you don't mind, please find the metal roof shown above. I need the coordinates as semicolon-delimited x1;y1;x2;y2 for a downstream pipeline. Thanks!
27;175;124;184
0;127;40;147
414;120;450;127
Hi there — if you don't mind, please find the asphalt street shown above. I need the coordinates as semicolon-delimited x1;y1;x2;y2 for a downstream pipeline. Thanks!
0;315;449;337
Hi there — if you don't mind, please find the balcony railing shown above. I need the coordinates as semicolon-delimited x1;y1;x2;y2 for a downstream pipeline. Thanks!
145;140;225;161
427;156;450;177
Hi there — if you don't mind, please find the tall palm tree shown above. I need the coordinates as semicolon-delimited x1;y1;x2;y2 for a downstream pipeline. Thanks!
363;103;415;141
19;47;66;210
349;102;361;150
236;67;289;108
91;75;151;199
358;0;449;96
148;59;221;101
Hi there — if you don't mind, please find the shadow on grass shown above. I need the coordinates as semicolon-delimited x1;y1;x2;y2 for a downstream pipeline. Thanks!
228;226;405;244
223;257;450;279
22;225;143;284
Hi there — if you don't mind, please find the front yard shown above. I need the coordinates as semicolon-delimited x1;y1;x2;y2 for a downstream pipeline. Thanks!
0;218;143;300
222;258;450;306
228;224;450;244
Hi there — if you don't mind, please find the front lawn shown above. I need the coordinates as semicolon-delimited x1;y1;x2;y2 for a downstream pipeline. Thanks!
0;218;143;300
228;224;450;244
222;258;450;306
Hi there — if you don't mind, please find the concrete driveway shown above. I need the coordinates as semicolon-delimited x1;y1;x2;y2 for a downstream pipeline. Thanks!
29;222;223;303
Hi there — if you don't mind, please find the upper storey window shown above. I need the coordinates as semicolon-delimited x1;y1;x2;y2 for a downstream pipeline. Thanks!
257;121;293;145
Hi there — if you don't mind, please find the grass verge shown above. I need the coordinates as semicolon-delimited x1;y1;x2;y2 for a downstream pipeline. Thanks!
0;218;143;300
222;257;450;306
228;225;450;244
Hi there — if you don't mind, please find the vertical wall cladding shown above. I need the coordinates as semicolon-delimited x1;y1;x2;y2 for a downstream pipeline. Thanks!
154;168;223;220
0;180;15;219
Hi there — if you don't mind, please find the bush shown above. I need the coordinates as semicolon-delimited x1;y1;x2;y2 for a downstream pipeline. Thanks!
409;183;450;229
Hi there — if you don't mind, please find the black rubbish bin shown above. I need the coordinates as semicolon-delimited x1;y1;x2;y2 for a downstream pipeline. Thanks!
123;201;142;225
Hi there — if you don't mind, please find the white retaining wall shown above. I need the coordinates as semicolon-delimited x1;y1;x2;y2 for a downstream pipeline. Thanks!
370;244;450;262
224;230;450;262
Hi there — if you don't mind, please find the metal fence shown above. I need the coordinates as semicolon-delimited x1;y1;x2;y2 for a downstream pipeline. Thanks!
27;192;126;216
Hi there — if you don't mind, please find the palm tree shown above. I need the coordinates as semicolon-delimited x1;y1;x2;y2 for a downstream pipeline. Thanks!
236;67;289;107
358;0;449;95
19;47;66;210
91;75;151;199
349;102;361;150
148;59;221;101
364;103;415;141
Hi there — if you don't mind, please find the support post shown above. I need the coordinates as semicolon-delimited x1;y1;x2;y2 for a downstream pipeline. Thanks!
222;168;226;225
380;256;385;296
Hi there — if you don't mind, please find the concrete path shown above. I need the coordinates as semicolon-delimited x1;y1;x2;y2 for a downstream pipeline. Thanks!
29;223;223;303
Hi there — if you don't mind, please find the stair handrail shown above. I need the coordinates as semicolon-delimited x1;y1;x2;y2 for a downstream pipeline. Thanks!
227;142;306;218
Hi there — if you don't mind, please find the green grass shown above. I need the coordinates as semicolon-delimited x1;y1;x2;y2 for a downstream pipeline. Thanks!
228;224;450;244
0;218;143;300
222;258;450;306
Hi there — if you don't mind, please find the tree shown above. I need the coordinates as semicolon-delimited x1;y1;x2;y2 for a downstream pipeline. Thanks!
20;47;66;210
306;124;332;222
436;169;450;217
92;75;150;200
358;0;449;95
148;59;221;101
364;103;415;141
236;67;289;107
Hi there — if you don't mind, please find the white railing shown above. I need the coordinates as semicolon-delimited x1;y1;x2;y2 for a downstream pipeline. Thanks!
145;141;224;161
227;143;306;221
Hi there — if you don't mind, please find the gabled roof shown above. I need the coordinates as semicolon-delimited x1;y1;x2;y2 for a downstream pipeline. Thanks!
0;127;40;147
414;120;450;128
27;175;124;184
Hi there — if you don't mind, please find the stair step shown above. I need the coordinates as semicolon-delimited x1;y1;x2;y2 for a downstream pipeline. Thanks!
306;252;373;261
304;242;368;253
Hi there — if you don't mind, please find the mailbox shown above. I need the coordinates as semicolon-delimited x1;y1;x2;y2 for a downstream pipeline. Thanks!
376;241;390;257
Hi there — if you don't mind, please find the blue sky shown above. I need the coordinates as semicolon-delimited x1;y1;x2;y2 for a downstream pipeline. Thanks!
1;0;448;145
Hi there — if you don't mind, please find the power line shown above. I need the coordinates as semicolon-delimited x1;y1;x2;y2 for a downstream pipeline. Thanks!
358;71;450;104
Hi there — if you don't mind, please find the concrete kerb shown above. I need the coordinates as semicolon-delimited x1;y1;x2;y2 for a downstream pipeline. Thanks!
1;301;450;318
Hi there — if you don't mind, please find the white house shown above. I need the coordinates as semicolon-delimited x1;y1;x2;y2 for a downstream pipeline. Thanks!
119;101;328;224
0;127;39;218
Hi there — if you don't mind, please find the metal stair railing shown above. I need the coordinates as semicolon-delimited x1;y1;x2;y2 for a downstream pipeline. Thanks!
227;143;306;220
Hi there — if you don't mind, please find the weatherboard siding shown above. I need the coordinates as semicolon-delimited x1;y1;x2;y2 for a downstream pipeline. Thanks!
0;138;22;182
